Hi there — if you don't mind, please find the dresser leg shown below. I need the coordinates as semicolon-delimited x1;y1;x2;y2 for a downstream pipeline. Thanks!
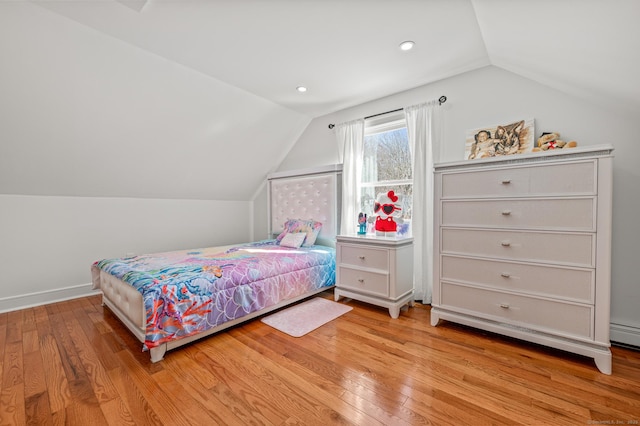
593;352;612;375
388;306;400;319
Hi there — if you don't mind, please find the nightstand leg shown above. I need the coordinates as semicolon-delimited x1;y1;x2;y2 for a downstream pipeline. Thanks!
389;306;400;319
430;309;440;326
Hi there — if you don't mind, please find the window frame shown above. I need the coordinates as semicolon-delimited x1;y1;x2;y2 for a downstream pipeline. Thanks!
359;111;413;235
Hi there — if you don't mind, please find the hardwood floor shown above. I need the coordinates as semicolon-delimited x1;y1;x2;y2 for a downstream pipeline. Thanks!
1;291;639;425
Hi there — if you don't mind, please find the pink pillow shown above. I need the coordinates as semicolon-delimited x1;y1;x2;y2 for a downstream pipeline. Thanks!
276;219;323;246
279;232;306;248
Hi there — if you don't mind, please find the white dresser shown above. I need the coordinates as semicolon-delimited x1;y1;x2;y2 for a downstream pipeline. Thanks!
335;235;414;318
431;145;614;374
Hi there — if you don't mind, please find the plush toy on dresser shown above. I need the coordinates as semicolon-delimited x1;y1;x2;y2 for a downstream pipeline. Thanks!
533;132;578;151
369;190;403;236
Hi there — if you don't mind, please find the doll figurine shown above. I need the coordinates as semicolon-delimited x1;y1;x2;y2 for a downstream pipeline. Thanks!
357;212;367;235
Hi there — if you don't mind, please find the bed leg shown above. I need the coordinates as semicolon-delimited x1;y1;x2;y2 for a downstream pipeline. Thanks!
150;344;167;363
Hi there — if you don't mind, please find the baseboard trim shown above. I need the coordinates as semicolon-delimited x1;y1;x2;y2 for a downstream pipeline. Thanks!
610;322;640;348
0;283;101;314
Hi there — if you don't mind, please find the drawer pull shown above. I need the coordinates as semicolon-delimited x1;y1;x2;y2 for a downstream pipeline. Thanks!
499;303;510;309
501;241;511;247
500;272;511;278
501;210;512;216
501;179;511;184
357;278;364;283
358;255;366;260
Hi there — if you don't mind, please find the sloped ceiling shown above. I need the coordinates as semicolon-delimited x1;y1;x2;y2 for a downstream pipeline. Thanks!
30;0;640;118
474;0;640;119
2;0;638;201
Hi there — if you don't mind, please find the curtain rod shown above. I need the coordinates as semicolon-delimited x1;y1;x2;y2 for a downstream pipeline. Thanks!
328;95;446;129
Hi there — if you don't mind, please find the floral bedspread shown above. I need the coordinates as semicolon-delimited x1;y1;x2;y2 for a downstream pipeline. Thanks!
92;240;335;349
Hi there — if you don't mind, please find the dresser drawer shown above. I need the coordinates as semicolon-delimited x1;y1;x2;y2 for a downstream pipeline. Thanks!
337;266;388;297
339;244;389;270
441;228;595;267
441;255;594;303
441;198;595;231
440;160;596;199
440;282;593;338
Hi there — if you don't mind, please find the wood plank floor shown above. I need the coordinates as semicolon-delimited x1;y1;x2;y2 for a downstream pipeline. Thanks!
1;291;639;425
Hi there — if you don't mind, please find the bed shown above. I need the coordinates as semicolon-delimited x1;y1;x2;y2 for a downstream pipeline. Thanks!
91;164;342;362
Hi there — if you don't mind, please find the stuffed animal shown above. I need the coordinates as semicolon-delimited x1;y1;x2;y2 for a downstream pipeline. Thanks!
533;132;578;152
369;190;403;237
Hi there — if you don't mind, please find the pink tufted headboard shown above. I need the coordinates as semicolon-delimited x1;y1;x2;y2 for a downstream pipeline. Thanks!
267;164;342;247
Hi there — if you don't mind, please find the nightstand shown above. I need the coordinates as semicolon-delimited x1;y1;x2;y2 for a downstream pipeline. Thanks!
334;234;414;318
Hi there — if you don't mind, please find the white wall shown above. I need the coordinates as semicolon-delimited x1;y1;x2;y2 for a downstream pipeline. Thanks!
0;195;251;312
275;65;640;346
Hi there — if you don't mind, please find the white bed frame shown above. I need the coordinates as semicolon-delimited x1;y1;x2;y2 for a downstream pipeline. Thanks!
97;164;342;362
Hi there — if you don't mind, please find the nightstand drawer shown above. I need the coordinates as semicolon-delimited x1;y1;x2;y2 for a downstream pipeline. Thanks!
441;198;595;231
337;266;388;297
339;244;389;270
440;160;596;198
440;282;593;339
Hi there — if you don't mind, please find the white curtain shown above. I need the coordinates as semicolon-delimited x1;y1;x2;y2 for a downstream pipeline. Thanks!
404;101;442;303
335;119;365;236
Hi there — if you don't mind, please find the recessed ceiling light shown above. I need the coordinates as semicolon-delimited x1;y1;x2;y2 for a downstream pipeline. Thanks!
296;86;307;93
399;41;415;51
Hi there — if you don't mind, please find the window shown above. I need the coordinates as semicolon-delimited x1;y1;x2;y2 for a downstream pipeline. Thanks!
360;111;412;235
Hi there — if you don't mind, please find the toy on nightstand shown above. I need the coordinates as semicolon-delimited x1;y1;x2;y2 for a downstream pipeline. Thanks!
369;190;403;237
357;212;367;235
